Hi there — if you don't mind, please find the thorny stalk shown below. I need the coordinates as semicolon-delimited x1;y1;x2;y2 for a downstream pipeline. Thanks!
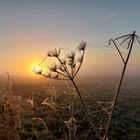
33;41;100;138
103;31;140;140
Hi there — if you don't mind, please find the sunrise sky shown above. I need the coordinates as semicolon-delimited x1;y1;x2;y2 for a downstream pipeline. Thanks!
0;0;140;78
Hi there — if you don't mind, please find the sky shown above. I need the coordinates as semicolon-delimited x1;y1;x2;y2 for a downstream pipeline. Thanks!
0;0;140;78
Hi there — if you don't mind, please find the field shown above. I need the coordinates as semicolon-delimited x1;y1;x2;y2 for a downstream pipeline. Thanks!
0;75;140;140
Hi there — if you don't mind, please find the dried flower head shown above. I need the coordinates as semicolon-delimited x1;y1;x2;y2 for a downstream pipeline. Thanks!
77;41;86;51
61;58;67;65
47;48;61;57
67;60;76;68
66;51;76;60
77;54;84;63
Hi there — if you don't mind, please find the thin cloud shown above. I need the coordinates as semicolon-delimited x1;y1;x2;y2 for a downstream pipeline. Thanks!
103;13;116;21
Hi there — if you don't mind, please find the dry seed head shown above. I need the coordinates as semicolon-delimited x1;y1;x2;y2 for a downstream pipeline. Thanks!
66;51;76;60
61;58;67;65
77;54;84;63
47;48;61;57
67;61;76;68
77;41;86;51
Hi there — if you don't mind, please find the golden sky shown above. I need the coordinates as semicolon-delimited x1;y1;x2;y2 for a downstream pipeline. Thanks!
1;35;140;78
0;1;140;78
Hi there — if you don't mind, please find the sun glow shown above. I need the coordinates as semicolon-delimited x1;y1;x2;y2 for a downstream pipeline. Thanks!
33;65;42;74
28;62;41;76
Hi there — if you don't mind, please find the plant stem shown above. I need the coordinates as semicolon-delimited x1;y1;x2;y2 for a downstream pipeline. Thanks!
71;79;100;138
57;57;71;77
103;31;135;140
109;39;125;64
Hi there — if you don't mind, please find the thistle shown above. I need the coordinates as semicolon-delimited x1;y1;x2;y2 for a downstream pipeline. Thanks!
103;31;140;140
33;41;100;138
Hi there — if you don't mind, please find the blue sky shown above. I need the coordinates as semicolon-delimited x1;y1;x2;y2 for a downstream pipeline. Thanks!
0;0;140;43
0;0;140;76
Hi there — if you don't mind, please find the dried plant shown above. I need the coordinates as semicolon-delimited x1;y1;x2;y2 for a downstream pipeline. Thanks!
25;90;49;140
103;31;140;140
0;73;22;140
64;115;77;140
33;41;100;138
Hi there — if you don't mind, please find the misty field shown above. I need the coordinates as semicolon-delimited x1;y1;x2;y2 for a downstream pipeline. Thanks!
0;76;139;140
1;0;140;139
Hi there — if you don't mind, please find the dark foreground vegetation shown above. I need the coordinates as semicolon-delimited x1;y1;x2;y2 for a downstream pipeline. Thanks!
0;76;140;140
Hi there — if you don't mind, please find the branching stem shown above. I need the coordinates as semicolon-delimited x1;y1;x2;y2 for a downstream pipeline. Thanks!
103;31;135;140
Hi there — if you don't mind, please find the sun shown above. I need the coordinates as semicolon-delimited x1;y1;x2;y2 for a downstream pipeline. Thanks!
29;62;41;75
33;65;42;74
